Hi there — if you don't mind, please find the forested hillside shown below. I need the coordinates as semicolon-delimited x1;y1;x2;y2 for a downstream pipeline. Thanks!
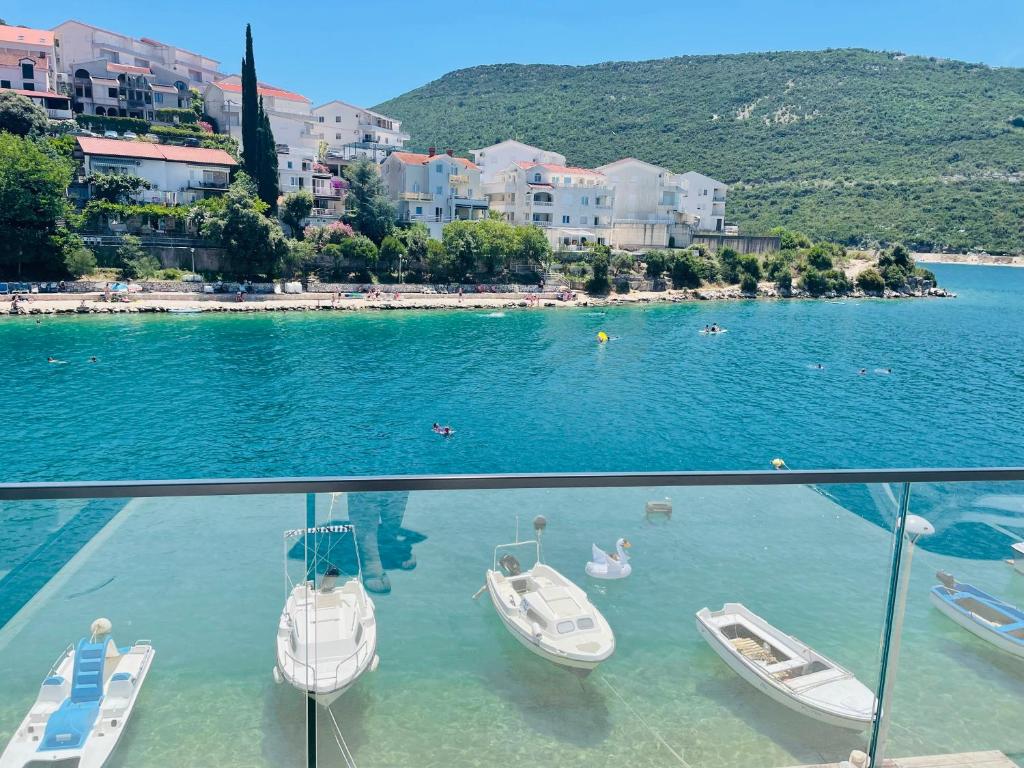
375;49;1024;252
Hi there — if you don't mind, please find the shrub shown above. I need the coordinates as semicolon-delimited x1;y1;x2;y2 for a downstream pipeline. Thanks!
158;268;185;280
776;272;793;292
740;273;759;294
0;91;49;137
155;108;198;124
75;114;149;135
736;253;762;280
806;243;834;270
856;267;885;293
670;251;703;288
802;267;830;295
718;247;742;282
610;252;635;275
122;254;161;279
586;250;611;294
644;249;672;278
64;246;97;278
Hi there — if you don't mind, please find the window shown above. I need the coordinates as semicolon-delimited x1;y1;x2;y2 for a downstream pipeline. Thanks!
335;115;341;123
134;58;149;68
563;176;570;185
154;93;163;104
561;215;570;224
336;133;341;140
109;87;118;98
1;80;11;89
435;164;443;173
21;82;34;91
434;207;443;221
318;116;324;123
533;173;541;183
415;206;422;215
22;62;34;80
556;621;575;634
412;182;420;193
594;217;599;225
435;186;442;195
581;196;589;206
577;617;595;630
287;161;293;169
580;216;588;224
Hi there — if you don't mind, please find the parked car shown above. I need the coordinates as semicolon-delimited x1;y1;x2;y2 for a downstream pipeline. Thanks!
123;131;138;140
103;130;118;139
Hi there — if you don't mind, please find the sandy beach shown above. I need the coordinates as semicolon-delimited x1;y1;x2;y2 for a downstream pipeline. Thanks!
914;252;1024;267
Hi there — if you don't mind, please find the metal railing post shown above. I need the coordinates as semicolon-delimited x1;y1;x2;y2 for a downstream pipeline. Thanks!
305;492;317;768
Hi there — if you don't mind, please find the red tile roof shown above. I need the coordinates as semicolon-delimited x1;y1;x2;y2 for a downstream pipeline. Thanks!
77;137;237;166
212;78;309;103
106;62;153;76
516;161;603;177
0;24;54;47
392;151;479;170
3;87;68;101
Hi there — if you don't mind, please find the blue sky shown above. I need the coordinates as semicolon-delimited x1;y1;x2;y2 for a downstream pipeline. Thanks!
6;0;1024;107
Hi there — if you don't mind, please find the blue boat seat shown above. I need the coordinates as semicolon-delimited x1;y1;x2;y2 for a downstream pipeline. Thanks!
39;699;100;752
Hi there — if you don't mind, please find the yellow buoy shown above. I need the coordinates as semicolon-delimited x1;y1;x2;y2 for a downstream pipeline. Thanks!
597;331;609;343
771;458;786;470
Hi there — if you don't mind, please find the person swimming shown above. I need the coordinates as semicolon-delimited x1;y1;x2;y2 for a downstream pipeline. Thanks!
47;356;68;364
89;356;98;363
859;368;867;375
814;363;824;370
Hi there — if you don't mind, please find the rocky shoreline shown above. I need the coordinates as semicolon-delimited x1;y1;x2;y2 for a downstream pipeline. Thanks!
1;284;956;317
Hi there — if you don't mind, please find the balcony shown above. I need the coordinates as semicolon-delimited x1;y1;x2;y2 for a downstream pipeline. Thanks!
453;196;489;208
1;467;1023;768
399;192;434;202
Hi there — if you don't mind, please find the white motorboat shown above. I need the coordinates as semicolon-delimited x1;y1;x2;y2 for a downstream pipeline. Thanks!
696;603;875;730
274;525;379;706
483;516;614;674
585;538;632;579
0;619;154;768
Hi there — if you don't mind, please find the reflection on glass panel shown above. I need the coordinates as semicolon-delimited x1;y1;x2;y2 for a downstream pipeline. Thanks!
304;483;898;768
0;494;309;768
880;482;1024;765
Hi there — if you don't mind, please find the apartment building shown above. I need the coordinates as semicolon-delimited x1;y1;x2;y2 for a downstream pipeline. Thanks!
70;59;191;120
53;20;220;90
75;136;236;205
313;100;408;172
380;149;487;239
469;140;567;184
483;161;614;249
595;159;728;248
204;76;315;148
0;23;64;92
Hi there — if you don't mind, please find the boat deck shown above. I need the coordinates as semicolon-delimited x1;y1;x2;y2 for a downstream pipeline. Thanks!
790;750;1018;768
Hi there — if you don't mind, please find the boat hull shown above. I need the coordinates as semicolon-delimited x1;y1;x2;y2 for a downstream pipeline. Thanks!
485;572;610;672
696;612;872;731
930;590;1024;659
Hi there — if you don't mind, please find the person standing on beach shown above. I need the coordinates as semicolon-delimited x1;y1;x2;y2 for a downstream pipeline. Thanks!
458;287;463;303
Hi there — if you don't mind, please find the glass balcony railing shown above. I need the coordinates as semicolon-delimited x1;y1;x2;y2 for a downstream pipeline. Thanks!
1;469;1022;768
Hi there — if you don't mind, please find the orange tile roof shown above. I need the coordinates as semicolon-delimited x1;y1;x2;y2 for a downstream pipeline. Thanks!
392;151;478;170
3;87;68;101
0;24;54;47
516;161;603;177
212;78;309;103
77;137;237;166
106;62;153;76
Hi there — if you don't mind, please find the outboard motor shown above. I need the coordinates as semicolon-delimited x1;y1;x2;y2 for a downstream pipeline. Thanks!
320;565;341;592
498;554;522;576
936;570;956;589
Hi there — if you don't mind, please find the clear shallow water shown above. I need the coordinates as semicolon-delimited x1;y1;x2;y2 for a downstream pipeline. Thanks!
0;263;1022;482
2;264;1024;767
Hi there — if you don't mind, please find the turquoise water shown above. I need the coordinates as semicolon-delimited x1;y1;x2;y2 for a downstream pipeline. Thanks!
2;264;1024;767
0;264;1022;481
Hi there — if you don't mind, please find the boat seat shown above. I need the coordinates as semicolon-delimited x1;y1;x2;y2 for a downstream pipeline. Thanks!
730;637;773;663
39;699;100;752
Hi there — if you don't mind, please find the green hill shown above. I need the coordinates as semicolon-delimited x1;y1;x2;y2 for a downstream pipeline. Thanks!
374;49;1024;252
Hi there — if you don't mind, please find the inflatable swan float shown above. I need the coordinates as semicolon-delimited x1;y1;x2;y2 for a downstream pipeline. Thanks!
586;538;632;579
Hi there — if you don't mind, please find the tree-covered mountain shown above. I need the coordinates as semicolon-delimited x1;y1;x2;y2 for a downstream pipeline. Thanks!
375;49;1024;252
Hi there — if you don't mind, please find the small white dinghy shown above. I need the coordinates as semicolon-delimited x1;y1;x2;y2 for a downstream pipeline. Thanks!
482;516;614;674
274;525;379;706
696;603;874;730
0;618;154;768
585;538;632;579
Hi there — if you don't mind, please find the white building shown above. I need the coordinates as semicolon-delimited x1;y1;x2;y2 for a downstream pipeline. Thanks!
53;20;220;90
76;136;236;205
483;161;614;249
312;100;408;172
597;159;728;248
470;140;567;184
204;76;314;149
380;150;487;239
0;23;65;94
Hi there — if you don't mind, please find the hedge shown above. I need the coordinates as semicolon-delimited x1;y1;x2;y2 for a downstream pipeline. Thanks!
155;108;198;124
75;114;149;135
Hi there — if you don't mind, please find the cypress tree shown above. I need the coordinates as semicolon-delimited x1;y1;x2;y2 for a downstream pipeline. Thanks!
240;24;259;177
256;97;280;212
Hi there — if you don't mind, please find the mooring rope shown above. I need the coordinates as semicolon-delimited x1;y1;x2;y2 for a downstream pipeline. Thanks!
326;705;358;768
597;673;692;768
